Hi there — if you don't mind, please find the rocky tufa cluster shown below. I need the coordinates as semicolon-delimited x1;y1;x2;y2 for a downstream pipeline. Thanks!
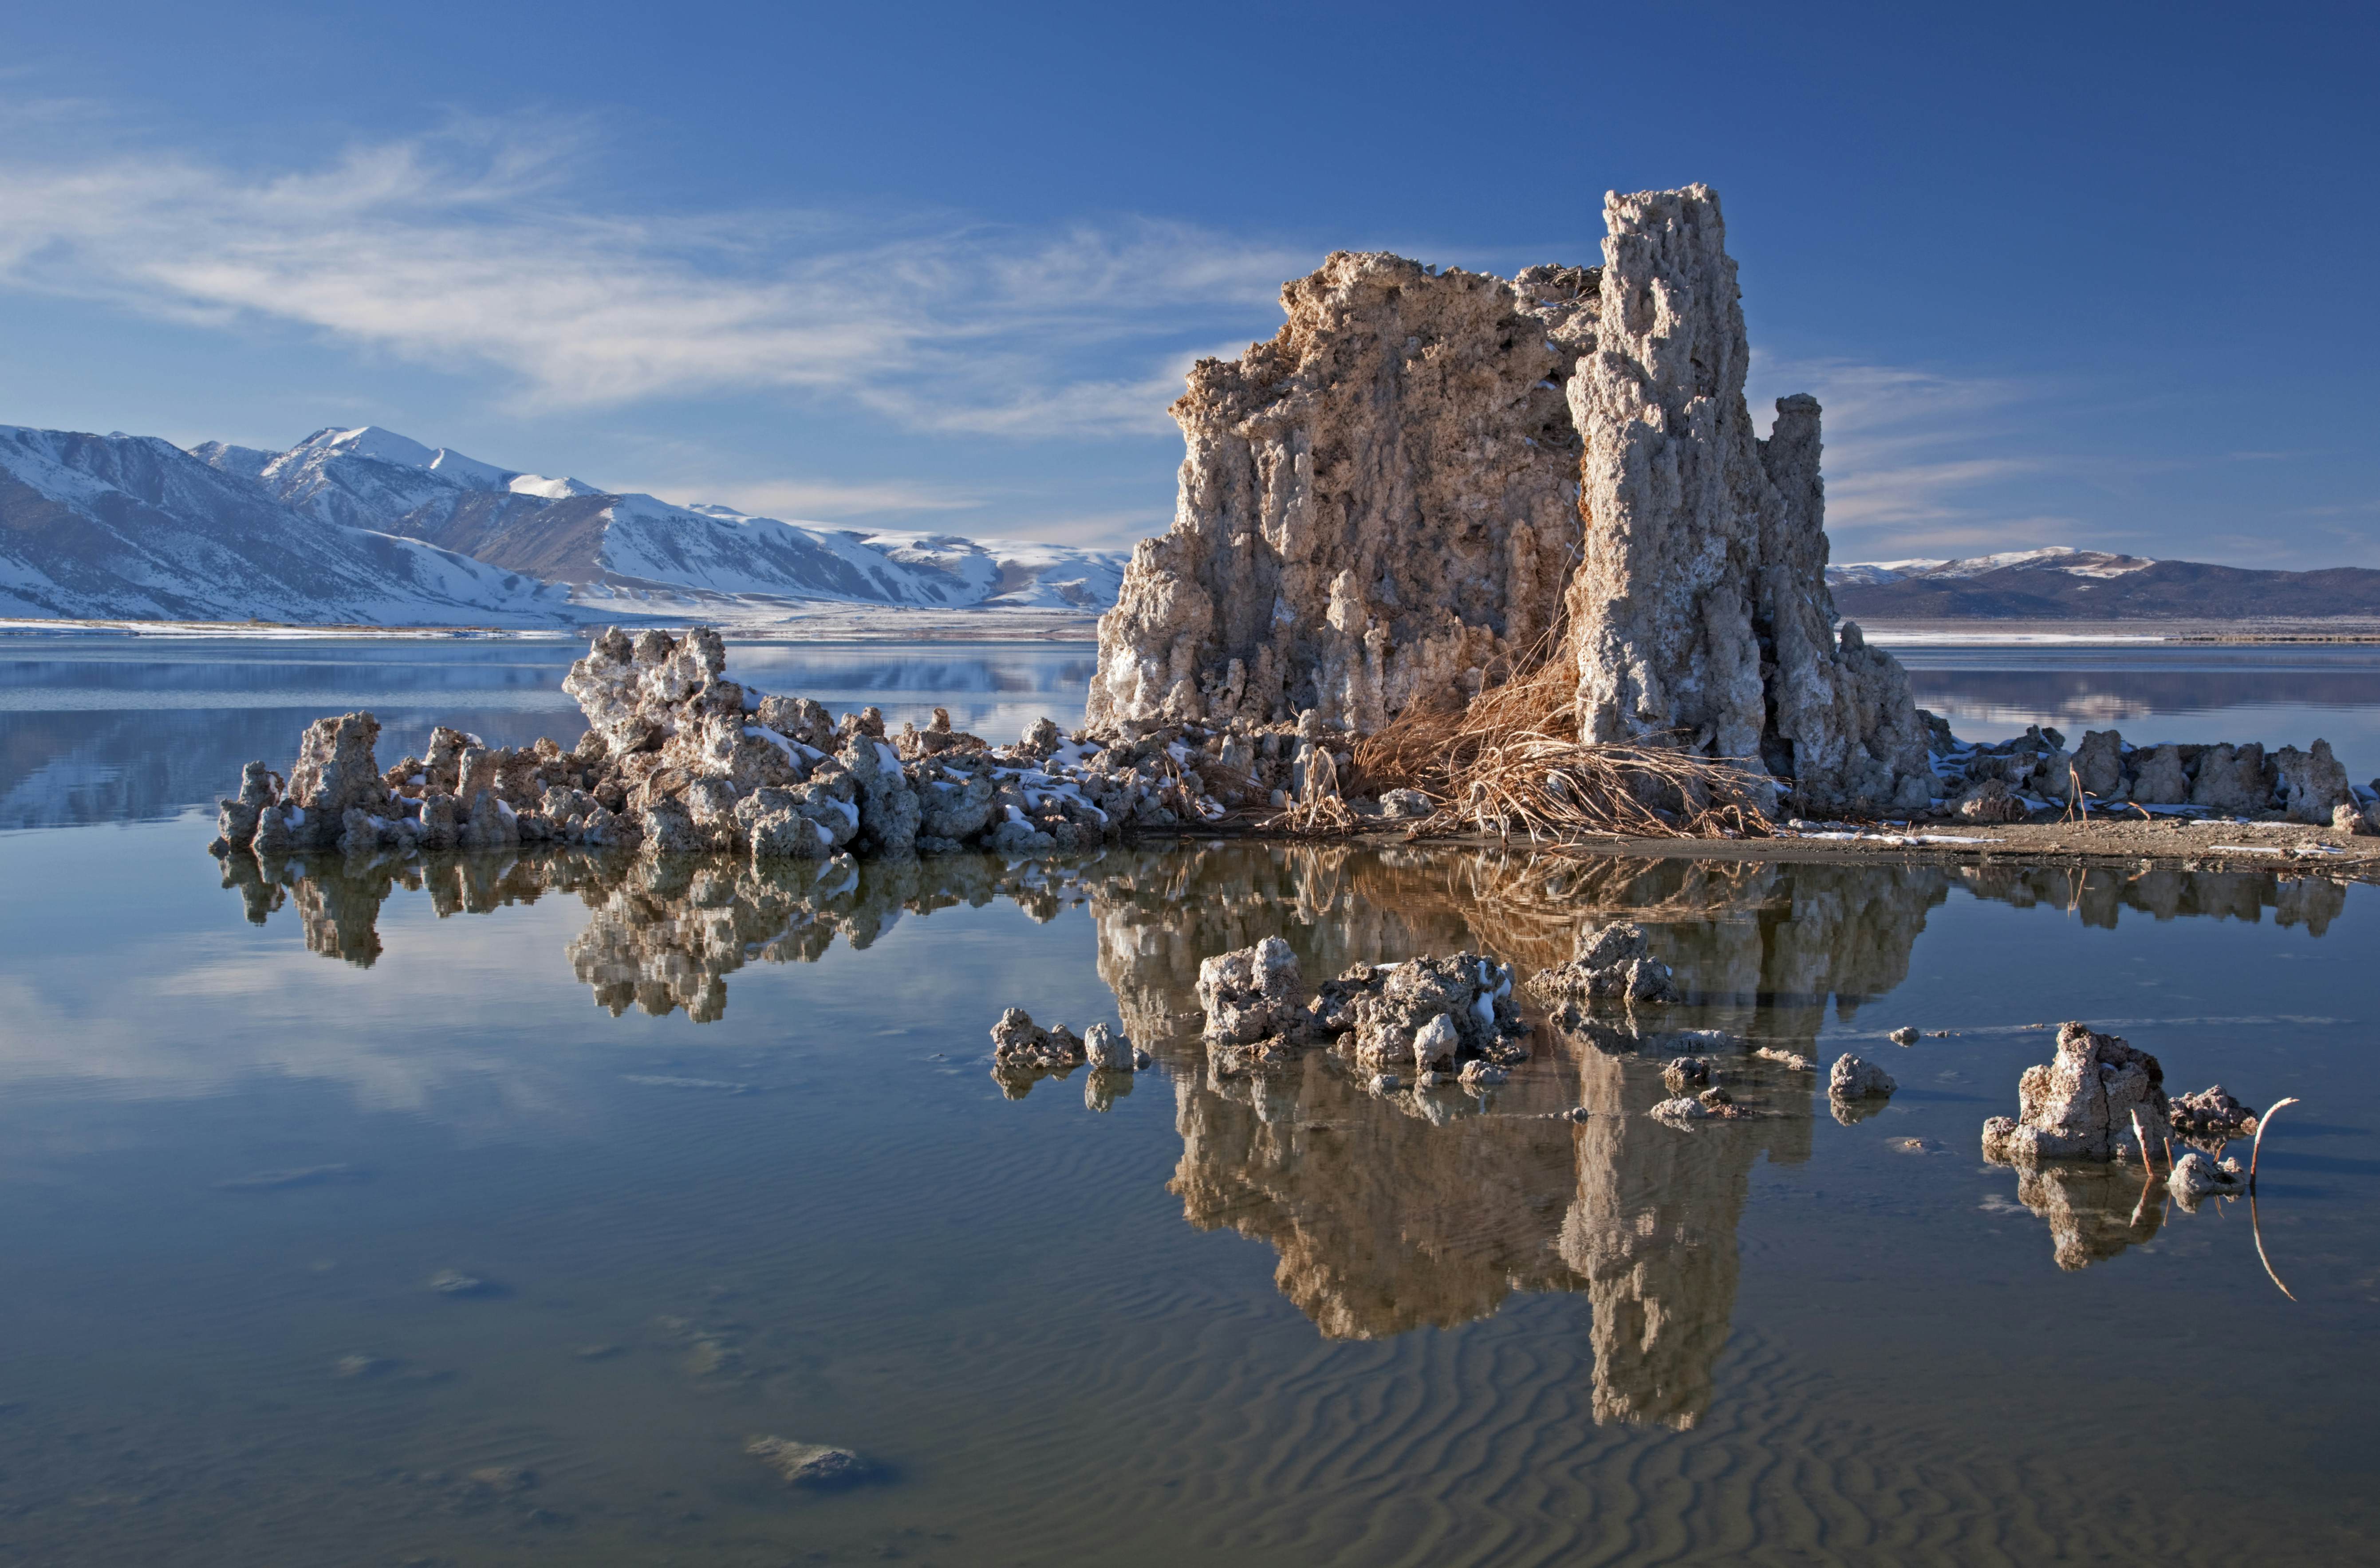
211;625;1253;865
1931;723;2372;825
1190;937;1530;1087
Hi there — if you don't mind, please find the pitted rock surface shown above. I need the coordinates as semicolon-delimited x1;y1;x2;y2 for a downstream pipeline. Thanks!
1982;1021;2172;1164
1563;188;1934;814
1197;937;1307;1045
1085;252;1593;734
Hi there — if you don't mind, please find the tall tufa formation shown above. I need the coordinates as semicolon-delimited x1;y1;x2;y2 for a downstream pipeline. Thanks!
1085;253;1597;733
1565;187;1933;812
1089;183;1937;814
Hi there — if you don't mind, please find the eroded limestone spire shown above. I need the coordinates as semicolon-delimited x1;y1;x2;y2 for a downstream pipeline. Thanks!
1564;185;1934;812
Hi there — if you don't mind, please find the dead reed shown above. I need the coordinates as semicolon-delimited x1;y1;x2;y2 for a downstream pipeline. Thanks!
1278;645;1772;843
2249;1095;2301;1193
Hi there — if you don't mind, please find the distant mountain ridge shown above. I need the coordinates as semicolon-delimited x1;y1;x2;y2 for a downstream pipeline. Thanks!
194;425;1126;614
1827;546;2380;621
0;425;568;625
0;420;1125;626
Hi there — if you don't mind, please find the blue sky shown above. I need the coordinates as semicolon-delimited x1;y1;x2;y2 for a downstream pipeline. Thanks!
0;1;2372;565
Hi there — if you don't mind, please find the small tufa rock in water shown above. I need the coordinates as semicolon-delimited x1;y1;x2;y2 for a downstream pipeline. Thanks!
1411;1014;1462;1074
1650;1095;1710;1122
989;1008;1086;1070
1530;922;1679;1008
1888;1026;1919;1047
1457;1058;1508;1088
1754;1046;1815;1072
2167;1150;2238;1207
1828;1054;1896;1100
1662;1056;1718;1093
2168;1084;2258;1145
1981;1021;2170;1165
1696;1086;1747;1117
1344;953;1526;1069
1083;1022;1135;1072
1196;937;1306;1045
746;1436;873;1488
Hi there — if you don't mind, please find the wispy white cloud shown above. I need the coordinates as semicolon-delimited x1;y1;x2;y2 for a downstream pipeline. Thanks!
681;476;986;520
1749;356;2087;559
0;112;1299;436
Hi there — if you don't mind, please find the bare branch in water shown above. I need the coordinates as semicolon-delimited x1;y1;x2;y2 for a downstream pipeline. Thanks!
2250;1096;2301;1193
2250;1193;2299;1302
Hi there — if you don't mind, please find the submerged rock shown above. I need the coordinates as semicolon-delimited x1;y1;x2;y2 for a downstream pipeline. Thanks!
426;1269;493;1297
746;1436;872;1488
1981;1021;2171;1164
1827;1054;1895;1101
1458;1059;1509;1089
1662;1056;1719;1093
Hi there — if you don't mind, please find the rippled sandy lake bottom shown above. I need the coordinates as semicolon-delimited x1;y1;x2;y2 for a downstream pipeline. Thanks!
0;636;2377;1566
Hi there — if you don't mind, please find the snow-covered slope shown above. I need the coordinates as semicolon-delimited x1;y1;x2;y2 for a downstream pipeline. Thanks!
856;531;1128;610
0;425;574;625
1827;547;2156;587
196;425;1129;615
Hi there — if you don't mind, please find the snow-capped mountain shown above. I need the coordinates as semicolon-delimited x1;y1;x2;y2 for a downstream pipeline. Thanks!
194;425;1126;615
1826;547;2157;588
1828;545;2380;621
0;425;573;625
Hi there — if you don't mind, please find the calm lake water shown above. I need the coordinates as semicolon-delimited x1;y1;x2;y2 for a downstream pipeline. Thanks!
0;632;2376;1566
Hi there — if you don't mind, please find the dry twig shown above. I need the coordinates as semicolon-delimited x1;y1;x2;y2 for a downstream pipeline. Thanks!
2249;1095;2301;1193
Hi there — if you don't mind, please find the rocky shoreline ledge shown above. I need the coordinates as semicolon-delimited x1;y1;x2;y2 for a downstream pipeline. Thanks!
202;620;2380;876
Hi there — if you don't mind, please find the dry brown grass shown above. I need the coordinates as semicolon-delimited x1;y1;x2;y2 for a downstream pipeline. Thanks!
1271;640;1773;842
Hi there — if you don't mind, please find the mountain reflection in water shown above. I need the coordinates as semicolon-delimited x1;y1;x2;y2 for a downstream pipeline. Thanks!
210;839;2356;1424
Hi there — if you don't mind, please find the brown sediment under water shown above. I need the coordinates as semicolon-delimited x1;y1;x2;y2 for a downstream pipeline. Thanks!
0;633;2376;1565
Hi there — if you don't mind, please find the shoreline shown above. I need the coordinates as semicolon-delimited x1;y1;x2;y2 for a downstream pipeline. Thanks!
0;610;1105;642
1861;617;2380;645
6;613;2378;646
